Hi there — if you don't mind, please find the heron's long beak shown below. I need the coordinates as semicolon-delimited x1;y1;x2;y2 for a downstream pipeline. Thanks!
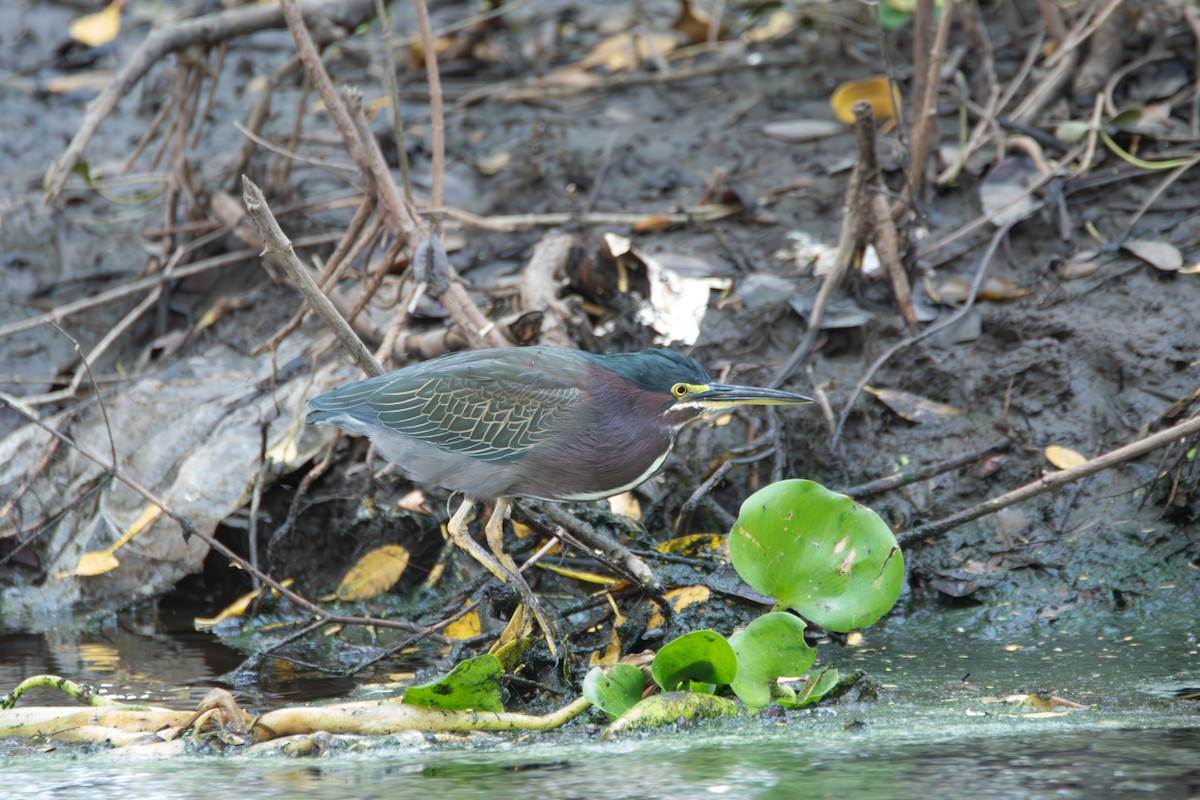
692;383;813;409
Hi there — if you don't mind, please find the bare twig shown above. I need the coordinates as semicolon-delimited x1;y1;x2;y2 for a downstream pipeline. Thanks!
842;438;1012;498
44;0;377;203
411;0;445;234
771;102;877;388
241;175;385;378
901;0;954;210
901;414;1200;545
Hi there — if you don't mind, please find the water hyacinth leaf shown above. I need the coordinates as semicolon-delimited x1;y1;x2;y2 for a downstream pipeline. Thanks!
583;664;646;719
729;480;904;632
402;654;504;713
783;666;840;708
728;612;815;709
651;630;738;692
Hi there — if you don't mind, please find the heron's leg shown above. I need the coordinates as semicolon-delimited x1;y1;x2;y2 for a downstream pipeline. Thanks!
446;497;514;586
484;499;559;656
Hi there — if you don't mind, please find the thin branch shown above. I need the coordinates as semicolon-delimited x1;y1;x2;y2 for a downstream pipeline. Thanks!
241;175;385;378
901;414;1200;545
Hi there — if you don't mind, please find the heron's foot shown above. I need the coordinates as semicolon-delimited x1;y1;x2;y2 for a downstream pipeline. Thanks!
484;499;559;656
448;498;559;657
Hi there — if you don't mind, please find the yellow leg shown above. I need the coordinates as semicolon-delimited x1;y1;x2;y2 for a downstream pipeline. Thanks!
447;497;559;657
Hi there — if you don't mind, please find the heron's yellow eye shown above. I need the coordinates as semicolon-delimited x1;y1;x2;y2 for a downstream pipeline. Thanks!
671;384;688;398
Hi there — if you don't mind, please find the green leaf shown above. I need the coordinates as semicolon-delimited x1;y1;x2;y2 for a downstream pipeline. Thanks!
729;480;904;632
582;664;645;719
402;654;504;713
651;630;738;692
728;612;815;709
783;666;840;708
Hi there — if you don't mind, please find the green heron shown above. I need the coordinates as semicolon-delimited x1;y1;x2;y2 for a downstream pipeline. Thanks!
306;347;812;652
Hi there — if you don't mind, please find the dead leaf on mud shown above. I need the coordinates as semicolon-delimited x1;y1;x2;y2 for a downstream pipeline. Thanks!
672;0;728;43
1122;239;1183;272
1044;445;1088;470
865;386;962;423
330;545;411;602
743;9;797;43
932;277;1033;304
577;32;679;72
980;154;1043;227
69;0;123;47
762;119;845;143
646;585;711;632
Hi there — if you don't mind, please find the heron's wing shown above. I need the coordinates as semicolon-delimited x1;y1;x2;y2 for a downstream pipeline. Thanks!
308;368;581;463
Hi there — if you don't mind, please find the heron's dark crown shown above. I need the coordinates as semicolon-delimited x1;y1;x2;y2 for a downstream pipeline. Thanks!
586;349;711;394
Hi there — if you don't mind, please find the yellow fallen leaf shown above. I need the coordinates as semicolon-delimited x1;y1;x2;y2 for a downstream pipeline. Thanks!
655;533;725;557
73;550;121;577
69;0;124;47
1044;444;1088;470
194;578;296;629
590;625;623;666
537;562;619;585
333;544;410;601
444;609;482;640
646;585;711;631
830;75;902;124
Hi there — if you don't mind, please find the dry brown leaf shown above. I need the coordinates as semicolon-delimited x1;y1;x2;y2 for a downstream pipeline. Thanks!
577;32;679;72
865;386;961;423
980;154;1043;227
1123;239;1183;272
42;71;115;96
1059;258;1099;280
477;150;511;176
673;0;726;42
743;9;797;43
829;76;902;124
69;0;123;47
333;544;410;601
977;277;1035;302
1044;444;1087;470
631;214;674;233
